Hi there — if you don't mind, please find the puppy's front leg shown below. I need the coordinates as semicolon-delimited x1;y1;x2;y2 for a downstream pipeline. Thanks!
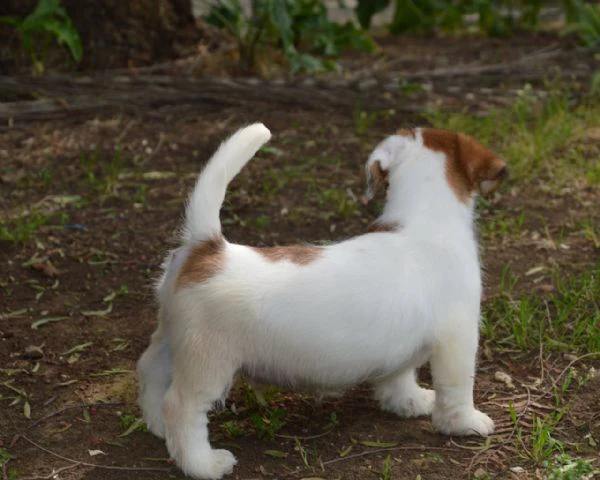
430;329;494;436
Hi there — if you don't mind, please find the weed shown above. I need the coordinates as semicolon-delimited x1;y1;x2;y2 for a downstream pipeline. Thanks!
205;0;374;73
79;147;130;195
354;110;379;135
250;408;287;439
562;2;600;48
480;211;526;243
0;0;82;75
381;454;393;480
313;187;359;218
118;414;147;436
26;165;55;188
221;420;245;438
544;453;597;480
579;218;600;249
294;438;310;467
241;382;280;410
0;212;50;244
0;448;16;480
251;214;271;229
530;413;565;463
356;0;543;36
483;265;600;352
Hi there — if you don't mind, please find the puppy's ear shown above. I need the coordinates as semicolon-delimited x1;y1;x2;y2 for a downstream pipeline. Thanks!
365;160;388;201
421;128;508;202
457;133;508;197
364;135;405;201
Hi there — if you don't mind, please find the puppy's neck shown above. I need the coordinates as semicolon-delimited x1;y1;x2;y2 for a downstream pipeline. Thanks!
377;153;476;242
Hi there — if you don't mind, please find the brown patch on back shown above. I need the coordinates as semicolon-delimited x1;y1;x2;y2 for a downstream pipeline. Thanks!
367;221;400;233
421;128;507;202
254;245;322;265
176;236;225;288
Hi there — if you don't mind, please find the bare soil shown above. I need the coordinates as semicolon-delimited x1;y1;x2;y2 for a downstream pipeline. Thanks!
1;24;599;480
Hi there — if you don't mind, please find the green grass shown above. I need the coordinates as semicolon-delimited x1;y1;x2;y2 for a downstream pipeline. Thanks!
0;448;16;480
427;83;600;188
483;264;600;353
544;453;597;480
479;209;526;243
0;211;50;244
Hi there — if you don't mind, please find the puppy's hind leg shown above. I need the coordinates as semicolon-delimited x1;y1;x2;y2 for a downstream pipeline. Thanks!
137;318;171;439
163;338;238;480
373;369;435;418
430;328;494;437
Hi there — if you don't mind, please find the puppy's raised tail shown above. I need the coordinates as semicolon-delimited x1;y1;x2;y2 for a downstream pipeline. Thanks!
183;123;271;243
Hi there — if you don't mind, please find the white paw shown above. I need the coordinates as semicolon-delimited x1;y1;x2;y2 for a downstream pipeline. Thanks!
143;411;165;439
433;408;494;436
181;449;237;480
139;393;166;439
380;388;436;418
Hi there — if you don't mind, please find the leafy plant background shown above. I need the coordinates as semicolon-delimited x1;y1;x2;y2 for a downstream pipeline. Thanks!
0;0;82;75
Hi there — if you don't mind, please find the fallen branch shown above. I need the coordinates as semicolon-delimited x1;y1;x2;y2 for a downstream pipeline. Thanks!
19;435;172;473
26;401;124;431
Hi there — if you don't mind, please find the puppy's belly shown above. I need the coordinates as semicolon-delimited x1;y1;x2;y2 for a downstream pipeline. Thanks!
241;342;432;391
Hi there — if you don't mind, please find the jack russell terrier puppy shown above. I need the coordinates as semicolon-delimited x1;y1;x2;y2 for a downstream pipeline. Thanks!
137;123;507;479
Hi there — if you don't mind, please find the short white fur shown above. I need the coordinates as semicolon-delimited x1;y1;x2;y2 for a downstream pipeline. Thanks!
137;124;494;479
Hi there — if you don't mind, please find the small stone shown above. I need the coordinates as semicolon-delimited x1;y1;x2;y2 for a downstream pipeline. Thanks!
494;371;516;390
474;467;487;478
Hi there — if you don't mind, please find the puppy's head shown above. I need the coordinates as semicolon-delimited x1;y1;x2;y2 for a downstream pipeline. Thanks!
365;128;507;203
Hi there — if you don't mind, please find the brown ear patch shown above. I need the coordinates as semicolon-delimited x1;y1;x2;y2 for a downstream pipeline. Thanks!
254;245;322;265
176;236;225;288
367;221;401;233
396;128;415;138
421;128;506;202
367;160;388;197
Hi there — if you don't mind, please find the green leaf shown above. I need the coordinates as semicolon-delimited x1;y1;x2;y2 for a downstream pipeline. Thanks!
42;17;82;61
119;417;146;437
268;1;293;51
62;342;93;355
82;303;112;317
355;0;389;29
0;16;21;27
339;445;353;457
89;368;132;377
31;316;69;329
390;0;430;34
263;449;288;458
359;440;399;448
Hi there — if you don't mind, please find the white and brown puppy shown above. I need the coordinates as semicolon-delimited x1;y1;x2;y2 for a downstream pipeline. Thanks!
137;124;507;479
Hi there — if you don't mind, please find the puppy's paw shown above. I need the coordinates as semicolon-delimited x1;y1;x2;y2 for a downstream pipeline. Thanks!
380;387;435;418
139;394;166;439
433;408;494;437
144;412;166;439
182;449;237;480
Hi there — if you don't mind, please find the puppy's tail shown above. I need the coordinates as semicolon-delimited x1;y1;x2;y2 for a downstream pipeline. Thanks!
183;123;272;243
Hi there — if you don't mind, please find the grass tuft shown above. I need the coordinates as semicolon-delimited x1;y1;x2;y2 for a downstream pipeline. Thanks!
483;264;600;353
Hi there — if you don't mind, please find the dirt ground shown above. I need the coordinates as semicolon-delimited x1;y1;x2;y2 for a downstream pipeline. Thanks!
1;16;599;480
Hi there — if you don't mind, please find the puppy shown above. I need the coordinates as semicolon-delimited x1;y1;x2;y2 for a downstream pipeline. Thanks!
137;124;507;479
